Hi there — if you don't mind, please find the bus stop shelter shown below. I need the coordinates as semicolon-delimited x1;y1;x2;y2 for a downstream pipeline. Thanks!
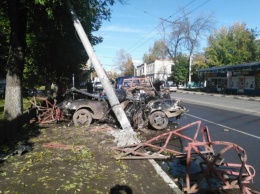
197;62;260;95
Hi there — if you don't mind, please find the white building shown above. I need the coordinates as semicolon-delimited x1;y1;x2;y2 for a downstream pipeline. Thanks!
136;59;173;82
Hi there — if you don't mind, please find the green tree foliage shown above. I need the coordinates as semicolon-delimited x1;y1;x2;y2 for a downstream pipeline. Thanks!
205;22;260;67
169;54;189;85
1;0;122;120
191;53;207;83
192;53;207;70
23;0;119;89
24;1;85;89
0;1;9;78
143;40;169;63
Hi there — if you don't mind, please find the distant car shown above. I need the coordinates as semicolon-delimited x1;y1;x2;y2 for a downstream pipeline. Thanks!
169;84;178;92
27;88;37;97
93;82;103;92
27;88;45;97
161;81;178;91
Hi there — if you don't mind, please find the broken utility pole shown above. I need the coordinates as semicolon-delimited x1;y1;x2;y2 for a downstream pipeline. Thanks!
66;0;139;146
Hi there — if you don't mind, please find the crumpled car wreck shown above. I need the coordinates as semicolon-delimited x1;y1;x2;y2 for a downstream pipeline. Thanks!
31;80;187;130
56;88;109;127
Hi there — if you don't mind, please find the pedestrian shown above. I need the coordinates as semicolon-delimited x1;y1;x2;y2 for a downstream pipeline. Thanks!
87;80;93;93
153;80;163;97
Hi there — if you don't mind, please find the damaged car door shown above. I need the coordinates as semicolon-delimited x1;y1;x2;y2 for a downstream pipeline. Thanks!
56;88;109;126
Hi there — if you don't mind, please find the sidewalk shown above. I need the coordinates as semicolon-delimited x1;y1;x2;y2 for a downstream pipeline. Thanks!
0;123;181;194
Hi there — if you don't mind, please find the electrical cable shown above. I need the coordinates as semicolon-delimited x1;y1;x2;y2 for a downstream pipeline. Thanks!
94;0;211;69
127;0;197;53
127;0;211;55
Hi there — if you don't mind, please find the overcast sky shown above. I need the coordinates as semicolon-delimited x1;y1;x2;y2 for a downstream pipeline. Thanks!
92;0;260;71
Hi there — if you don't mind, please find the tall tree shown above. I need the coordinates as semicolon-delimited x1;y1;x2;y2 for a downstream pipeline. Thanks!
115;49;134;76
4;0;27;120
205;22;260;67
184;12;214;61
161;10;214;84
143;40;169;63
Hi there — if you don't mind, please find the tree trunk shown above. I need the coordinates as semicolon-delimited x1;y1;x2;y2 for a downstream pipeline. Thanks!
4;0;27;121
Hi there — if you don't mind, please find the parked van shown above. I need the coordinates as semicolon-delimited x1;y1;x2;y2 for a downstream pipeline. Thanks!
115;76;136;89
115;75;147;89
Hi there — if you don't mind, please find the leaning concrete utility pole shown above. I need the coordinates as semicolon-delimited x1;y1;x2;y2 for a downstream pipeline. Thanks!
66;0;138;146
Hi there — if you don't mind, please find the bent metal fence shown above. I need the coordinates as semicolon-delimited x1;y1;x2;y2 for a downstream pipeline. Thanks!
29;96;69;124
111;121;256;193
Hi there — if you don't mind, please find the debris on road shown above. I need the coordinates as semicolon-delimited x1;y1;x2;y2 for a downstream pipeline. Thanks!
112;121;256;193
43;143;85;150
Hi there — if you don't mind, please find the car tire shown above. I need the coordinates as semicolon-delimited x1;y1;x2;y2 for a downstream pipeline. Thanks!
148;111;168;130
73;109;92;127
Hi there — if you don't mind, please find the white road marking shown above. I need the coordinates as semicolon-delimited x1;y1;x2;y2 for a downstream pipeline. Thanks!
186;113;260;140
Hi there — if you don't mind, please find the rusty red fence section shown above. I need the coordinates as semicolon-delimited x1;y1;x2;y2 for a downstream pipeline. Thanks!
30;96;68;124
111;121;256;193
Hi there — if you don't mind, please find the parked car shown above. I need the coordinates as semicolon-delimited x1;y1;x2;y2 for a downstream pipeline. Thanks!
27;88;45;97
160;82;177;92
27;88;37;97
93;82;103;93
169;84;178;92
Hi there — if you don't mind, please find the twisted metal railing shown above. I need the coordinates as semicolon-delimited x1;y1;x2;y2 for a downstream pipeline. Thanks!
112;121;256;193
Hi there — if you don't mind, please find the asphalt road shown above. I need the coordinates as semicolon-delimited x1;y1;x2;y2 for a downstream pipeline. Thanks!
170;91;260;192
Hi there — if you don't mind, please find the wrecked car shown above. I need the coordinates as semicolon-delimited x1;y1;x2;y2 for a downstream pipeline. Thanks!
56;88;109;126
117;87;187;130
31;76;187;130
56;84;187;130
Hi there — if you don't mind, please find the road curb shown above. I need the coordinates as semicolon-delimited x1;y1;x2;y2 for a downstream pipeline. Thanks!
148;159;183;194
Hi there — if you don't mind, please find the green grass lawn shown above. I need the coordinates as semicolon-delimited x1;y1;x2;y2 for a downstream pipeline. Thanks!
0;98;32;120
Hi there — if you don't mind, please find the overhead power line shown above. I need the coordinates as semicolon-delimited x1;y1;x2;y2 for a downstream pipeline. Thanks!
127;0;211;56
127;0;196;53
94;0;211;67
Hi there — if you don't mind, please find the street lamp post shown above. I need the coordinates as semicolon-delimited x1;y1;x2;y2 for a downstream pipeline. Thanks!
188;54;192;88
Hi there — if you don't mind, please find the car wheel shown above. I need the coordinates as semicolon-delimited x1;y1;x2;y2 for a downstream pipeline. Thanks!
148;111;168;130
73;109;92;127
